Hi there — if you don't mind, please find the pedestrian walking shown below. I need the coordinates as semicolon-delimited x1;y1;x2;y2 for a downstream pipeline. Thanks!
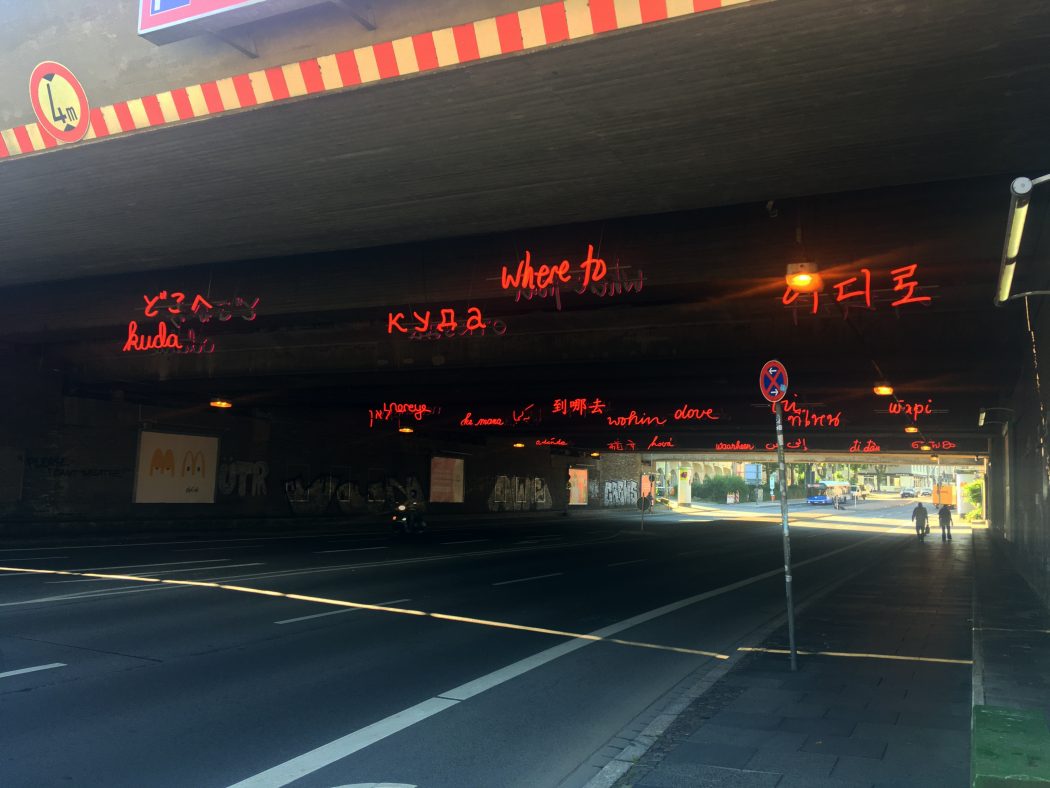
939;504;953;541
912;502;930;542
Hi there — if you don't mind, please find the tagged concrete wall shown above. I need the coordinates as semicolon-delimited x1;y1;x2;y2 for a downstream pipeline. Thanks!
0;0;535;129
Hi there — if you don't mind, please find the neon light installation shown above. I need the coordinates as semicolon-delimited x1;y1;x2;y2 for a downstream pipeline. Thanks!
460;412;505;427
388;306;490;335
535;438;568;447
781;400;842;428
912;440;957;450
606;410;667;427
513;404;539;424
673;405;720;422
849;439;881;453
501;245;607;291
782;264;931;314
369;403;437;427
716;441;755;451
647;435;675;450
889;399;934;418
553;398;606;416
409;319;508;340
764;439;809;451
123;320;182;352
607;439;637;452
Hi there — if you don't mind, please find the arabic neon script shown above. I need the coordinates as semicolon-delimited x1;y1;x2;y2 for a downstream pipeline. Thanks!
368;402;437;427
849;439;882;453
913;440;957;450
535;438;568;447
889;400;934;418
764;439;810;452
123;320;182;352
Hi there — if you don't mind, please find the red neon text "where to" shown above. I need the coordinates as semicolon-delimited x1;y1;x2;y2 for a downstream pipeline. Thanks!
388;307;489;335
912;440;957;450
607;439;637;452
501;245;607;291
369;403;436;427
780;400;842;428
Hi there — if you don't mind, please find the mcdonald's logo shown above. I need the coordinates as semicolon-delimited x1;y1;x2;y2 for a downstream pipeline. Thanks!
181;450;206;478
149;448;175;476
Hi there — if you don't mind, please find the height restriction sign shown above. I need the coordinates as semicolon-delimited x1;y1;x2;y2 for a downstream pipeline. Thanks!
760;359;789;403
29;61;89;144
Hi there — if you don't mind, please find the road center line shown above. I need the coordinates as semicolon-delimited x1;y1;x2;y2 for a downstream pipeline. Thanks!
492;572;564;586
47;563;263;583
275;599;411;625
0;662;66;680
317;547;390;554
224;535;883;788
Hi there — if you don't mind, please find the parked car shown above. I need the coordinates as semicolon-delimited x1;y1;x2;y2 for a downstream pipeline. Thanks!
919;487;932;496
900;488;916;498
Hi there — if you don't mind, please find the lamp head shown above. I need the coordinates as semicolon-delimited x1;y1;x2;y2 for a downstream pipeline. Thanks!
785;262;823;293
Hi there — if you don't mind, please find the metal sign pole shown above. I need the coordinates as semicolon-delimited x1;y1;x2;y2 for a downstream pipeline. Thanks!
774;400;799;671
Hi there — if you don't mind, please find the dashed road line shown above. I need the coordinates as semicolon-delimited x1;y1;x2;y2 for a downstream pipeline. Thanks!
608;559;647;567
317;547;390;554
441;539;490;545
275;599;411;625
492;572;564;587
0;662;66;680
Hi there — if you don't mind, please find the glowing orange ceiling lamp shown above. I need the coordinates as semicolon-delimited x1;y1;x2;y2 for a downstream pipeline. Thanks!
210;399;233;409
785;262;823;293
512;442;525;448
904;425;919;434
589;451;601;458
873;382;894;396
919;443;932;452
398;426;414;433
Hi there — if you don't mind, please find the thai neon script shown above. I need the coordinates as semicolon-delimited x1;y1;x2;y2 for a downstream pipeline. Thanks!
913;440;957;450
782;400;842;428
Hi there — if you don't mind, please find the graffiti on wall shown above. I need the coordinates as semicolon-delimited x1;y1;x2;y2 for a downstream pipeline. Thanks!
487;476;552;512
283;473;423;515
218;460;269;497
603;479;639;507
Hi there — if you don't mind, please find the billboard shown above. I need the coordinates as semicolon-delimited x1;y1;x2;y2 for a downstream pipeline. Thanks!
429;457;464;504
568;468;588;506
134;430;218;503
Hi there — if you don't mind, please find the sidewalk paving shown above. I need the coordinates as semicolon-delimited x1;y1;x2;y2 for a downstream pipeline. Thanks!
611;528;973;788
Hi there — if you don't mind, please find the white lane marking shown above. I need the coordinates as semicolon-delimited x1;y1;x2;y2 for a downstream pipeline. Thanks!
174;545;263;552
492;572;564;587
0;532;350;553
69;559;230;572
0;662;66;680
317;547;390;554
608;559;647;567
46;563;263;583
0;584;178;607
441;539;490;545
226;698;459;788
225;536;882;788
275;599;411;625
0;557;71;563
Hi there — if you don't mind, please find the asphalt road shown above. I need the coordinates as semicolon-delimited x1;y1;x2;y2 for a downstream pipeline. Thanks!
0;501;924;788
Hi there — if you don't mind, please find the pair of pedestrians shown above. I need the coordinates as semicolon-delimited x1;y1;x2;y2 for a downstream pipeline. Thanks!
912;502;952;541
